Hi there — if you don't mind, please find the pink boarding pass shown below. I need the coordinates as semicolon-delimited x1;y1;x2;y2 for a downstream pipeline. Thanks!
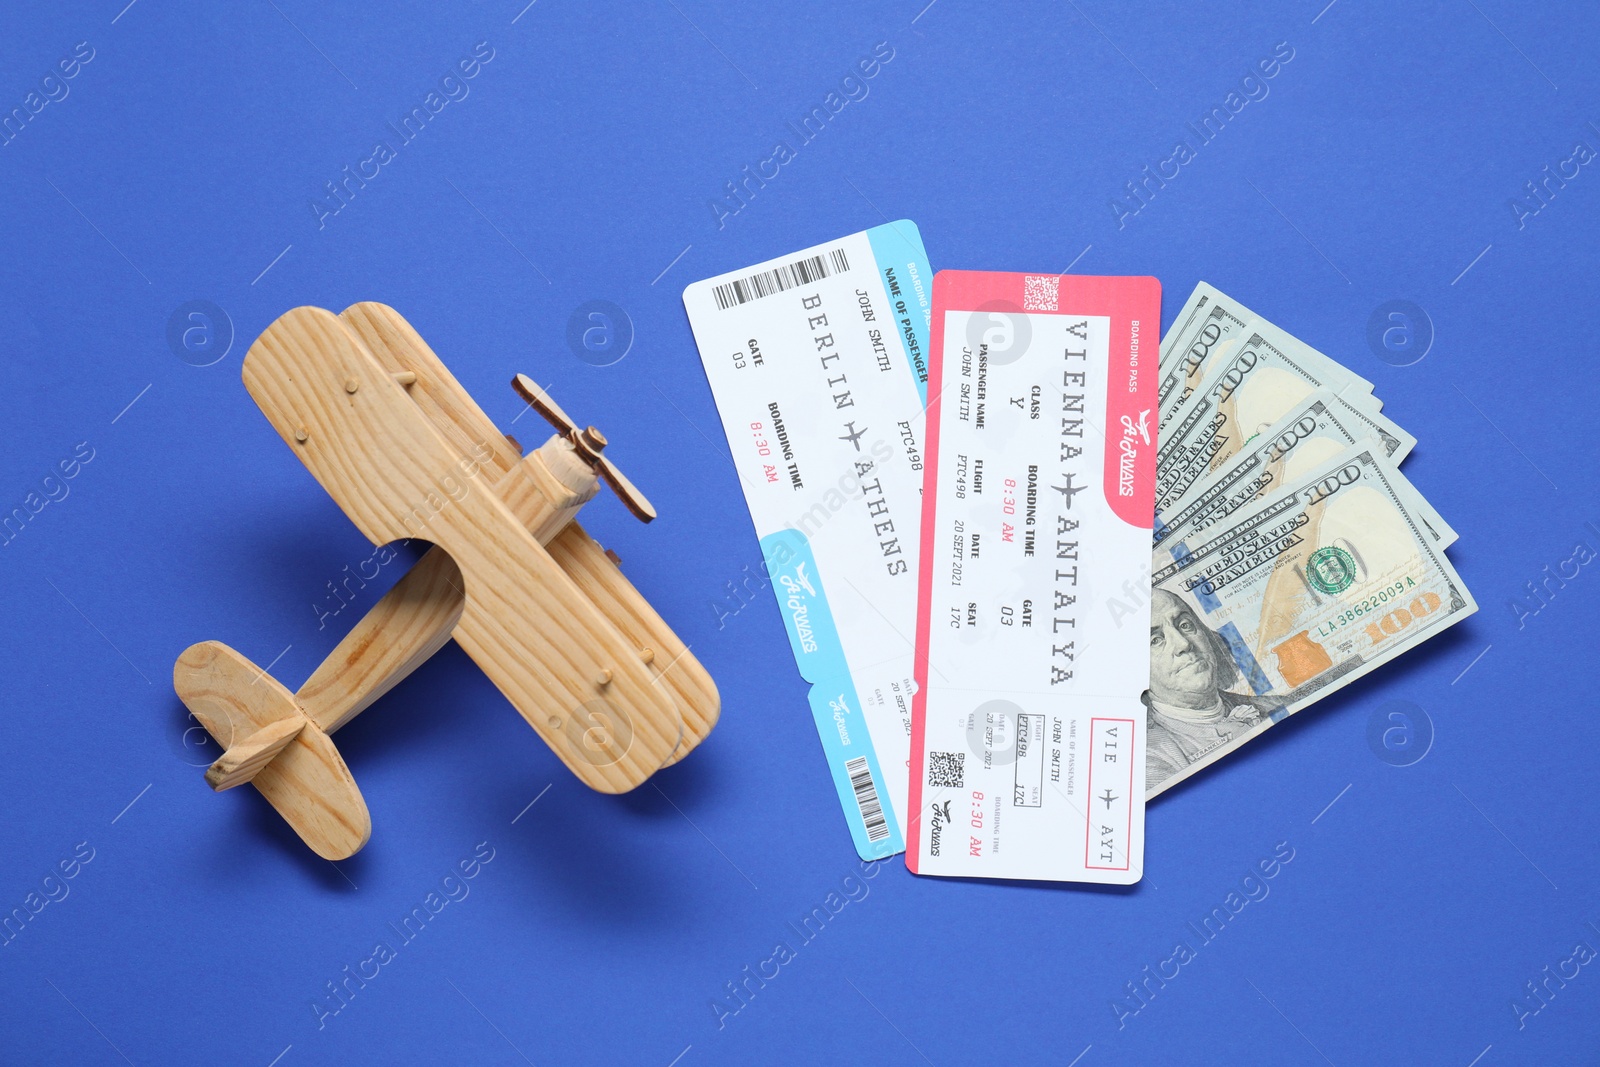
907;271;1159;884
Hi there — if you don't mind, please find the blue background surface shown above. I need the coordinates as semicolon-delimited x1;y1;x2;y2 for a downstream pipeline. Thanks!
2;1;1596;1064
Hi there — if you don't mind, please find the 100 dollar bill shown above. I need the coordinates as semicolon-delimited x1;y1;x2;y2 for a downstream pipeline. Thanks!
1154;389;1449;558
1144;443;1475;797
1154;319;1405;518
1157;284;1254;439
1160;282;1253;373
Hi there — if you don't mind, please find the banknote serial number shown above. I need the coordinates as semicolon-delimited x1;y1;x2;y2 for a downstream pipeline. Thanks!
1314;578;1447;643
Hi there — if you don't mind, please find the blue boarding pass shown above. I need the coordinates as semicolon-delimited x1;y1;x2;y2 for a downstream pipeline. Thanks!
684;222;933;858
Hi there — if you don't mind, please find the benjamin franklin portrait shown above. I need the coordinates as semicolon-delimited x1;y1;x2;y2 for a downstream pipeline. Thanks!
1144;588;1280;792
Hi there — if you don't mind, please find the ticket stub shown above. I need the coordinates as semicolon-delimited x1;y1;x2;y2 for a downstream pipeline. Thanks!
907;271;1158;884
684;222;933;859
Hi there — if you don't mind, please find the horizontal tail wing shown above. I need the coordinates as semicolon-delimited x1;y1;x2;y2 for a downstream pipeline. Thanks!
174;641;370;859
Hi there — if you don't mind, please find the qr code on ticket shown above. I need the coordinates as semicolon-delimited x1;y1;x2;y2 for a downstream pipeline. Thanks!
1022;274;1059;311
927;751;964;789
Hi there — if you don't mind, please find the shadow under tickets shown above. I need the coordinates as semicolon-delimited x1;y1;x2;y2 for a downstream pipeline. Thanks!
908;869;1148;897
1149;616;1482;809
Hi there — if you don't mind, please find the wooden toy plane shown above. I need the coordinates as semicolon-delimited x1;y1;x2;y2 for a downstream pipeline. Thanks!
174;303;718;859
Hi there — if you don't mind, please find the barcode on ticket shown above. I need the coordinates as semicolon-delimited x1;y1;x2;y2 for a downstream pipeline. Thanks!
844;756;890;842
712;248;850;309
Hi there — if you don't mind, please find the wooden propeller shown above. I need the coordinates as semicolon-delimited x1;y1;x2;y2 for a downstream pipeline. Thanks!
512;374;657;523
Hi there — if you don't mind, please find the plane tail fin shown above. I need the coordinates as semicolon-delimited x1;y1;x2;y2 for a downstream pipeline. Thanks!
174;641;370;859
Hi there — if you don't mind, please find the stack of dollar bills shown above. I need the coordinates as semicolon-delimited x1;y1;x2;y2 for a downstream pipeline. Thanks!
1146;283;1475;798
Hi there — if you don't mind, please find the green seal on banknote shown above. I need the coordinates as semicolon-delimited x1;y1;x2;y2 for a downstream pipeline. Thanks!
1306;545;1357;594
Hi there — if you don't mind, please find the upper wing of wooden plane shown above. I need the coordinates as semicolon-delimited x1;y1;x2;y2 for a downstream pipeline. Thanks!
242;307;682;791
339;302;524;481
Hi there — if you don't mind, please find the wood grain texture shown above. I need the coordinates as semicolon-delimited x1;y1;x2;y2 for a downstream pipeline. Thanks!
339;302;521;479
297;548;466;734
252;723;372;860
497;438;597;544
204;716;305;790
243;307;682;791
294;437;600;737
174;641;369;859
174;303;716;858
548;522;719;765
299;305;606;737
335;304;708;760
